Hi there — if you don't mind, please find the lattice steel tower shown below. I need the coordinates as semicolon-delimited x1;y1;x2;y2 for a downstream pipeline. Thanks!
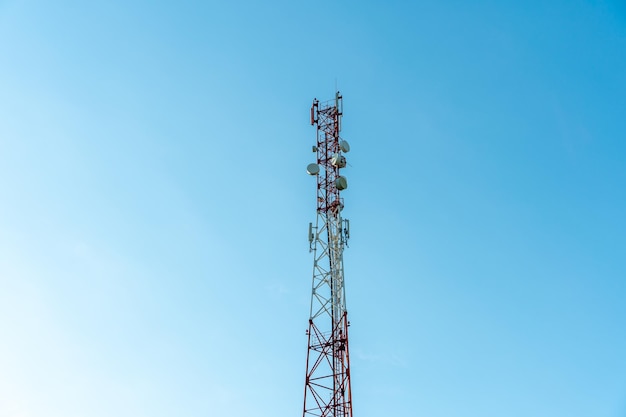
303;92;353;417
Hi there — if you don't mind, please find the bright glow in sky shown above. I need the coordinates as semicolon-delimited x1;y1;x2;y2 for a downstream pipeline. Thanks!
1;1;625;416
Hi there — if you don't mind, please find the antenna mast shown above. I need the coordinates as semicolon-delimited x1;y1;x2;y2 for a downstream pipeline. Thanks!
303;92;353;417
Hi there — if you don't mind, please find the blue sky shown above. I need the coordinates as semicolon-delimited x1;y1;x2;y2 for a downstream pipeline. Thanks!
1;1;625;416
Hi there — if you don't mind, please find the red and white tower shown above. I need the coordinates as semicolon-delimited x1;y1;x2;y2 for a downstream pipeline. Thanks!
303;92;353;417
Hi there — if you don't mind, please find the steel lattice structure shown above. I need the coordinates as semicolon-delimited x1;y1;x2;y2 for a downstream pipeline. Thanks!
303;92;353;417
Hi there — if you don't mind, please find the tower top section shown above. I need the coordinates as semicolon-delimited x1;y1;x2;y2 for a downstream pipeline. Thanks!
307;92;350;216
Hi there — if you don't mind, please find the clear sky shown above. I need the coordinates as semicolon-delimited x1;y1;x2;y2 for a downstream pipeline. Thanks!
1;1;625;416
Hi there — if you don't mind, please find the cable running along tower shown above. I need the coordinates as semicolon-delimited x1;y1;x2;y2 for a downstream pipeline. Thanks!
303;92;353;417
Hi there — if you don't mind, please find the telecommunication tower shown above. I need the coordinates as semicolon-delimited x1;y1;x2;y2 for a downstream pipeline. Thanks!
302;92;353;417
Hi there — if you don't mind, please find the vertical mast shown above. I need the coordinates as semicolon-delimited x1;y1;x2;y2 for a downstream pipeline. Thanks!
303;92;353;417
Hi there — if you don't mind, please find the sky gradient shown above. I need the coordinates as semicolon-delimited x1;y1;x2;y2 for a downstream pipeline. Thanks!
1;1;625;416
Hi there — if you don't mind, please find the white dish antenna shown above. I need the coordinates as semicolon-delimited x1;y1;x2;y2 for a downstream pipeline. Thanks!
340;140;350;153
335;176;348;190
306;163;320;175
331;154;347;168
